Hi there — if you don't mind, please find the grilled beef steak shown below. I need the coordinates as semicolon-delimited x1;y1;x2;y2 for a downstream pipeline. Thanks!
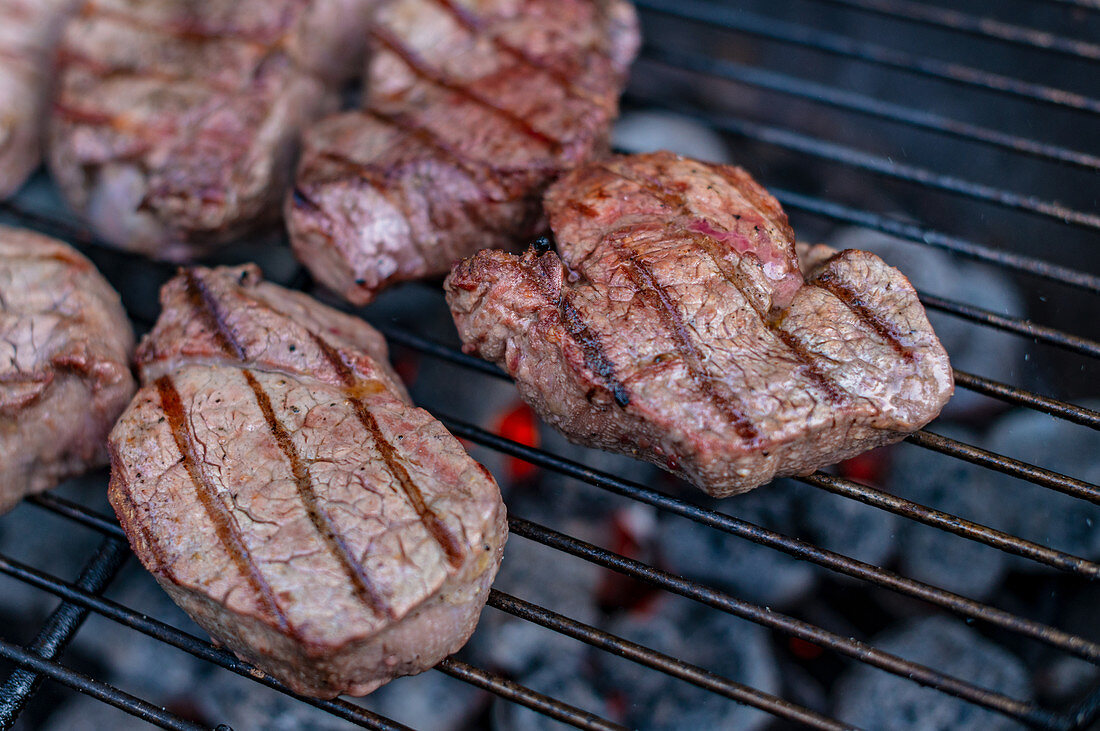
47;0;377;261
109;265;506;698
0;225;135;512
445;152;953;497
287;0;639;305
0;0;78;198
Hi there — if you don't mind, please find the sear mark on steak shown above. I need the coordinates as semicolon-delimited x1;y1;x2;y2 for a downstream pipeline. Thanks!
110;264;506;697
153;373;295;630
47;0;379;261
0;224;135;512
0;0;79;199
287;0;640;306
445;152;954;497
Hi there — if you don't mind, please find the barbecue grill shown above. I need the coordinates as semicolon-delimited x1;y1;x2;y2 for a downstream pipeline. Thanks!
1;1;1098;729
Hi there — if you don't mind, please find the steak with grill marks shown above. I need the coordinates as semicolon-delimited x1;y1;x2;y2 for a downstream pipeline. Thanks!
108;265;506;698
445;152;953;497
0;225;135;513
287;0;639;306
47;0;377;261
0;0;79;198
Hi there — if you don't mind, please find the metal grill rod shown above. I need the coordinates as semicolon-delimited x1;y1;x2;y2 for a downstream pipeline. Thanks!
7;502;624;731
434;659;624;731
440;414;1100;662
0;550;414;731
635;0;1100;115
11;436;1093;728
952;371;1100;431
907;430;1100;505
0;537;128;728
8;497;849;730
918;293;1100;361
638;47;1100;172
628;92;1100;232
809;0;1100;61
450;403;1098;575
376;321;1100;510
509;518;1068;730
485;590;855;731
0;637;204;731
378;323;1100;432
800;472;1098;576
28;183;1100;373
773;189;1100;295
9;163;1100;306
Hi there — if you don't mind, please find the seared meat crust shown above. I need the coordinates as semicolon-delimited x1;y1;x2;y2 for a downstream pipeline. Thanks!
109;265;506;697
48;0;377;260
288;0;639;305
0;225;135;512
0;0;78;198
446;152;953;497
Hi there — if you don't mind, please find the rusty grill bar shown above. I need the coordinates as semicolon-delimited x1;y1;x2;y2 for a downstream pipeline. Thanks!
1;1;1099;729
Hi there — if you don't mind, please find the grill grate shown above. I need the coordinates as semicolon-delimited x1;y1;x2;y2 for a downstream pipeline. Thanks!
1;1;1098;729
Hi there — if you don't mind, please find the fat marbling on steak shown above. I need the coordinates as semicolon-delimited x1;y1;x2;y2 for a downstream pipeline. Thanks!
446;152;953;497
0;0;78;198
0;225;135;512
48;0;377;261
109;265;506;698
288;0;639;305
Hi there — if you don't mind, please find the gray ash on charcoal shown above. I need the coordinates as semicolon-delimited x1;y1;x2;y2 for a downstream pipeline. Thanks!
470;536;603;678
885;426;1012;600
657;481;816;607
492;657;607;731
657;476;896;608
835;616;1032;730
197;670;355;731
596;597;779;731
982;406;1100;563
533;425;662;524
355;671;485;731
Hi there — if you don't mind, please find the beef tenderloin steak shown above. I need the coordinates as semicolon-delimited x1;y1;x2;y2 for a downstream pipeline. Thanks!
445;152;953;497
109;265;506;697
48;0;377;260
0;225;135;512
0;0;79;198
287;0;639;305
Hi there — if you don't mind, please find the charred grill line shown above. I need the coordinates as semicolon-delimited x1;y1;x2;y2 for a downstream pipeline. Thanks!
86;3;302;45
816;270;916;362
431;0;600;104
241;370;391;618
590;162;846;404
690;232;848;405
361;107;514;196
307;333;467;568
51;102;168;144
57;48;241;95
309;149;434;263
183;269;247;361
612;244;761;443
354;108;517;239
368;24;563;152
155;376;293;633
524;256;631;408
